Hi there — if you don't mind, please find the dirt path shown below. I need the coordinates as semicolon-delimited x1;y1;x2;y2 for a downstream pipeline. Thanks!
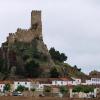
0;96;99;100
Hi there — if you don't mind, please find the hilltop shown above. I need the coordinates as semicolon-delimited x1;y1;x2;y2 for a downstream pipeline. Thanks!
0;11;89;80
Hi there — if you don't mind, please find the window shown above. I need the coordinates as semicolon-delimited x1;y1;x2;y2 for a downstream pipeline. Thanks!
61;81;63;85
55;81;57;84
25;82;27;85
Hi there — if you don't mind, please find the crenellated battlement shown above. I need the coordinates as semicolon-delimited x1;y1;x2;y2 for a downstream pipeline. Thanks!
31;10;41;14
17;28;29;33
7;10;42;44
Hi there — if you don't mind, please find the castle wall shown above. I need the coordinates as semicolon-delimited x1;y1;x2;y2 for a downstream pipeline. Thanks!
7;10;42;44
15;29;35;43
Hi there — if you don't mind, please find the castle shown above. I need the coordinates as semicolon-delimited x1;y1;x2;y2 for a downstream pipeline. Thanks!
0;10;54;79
7;10;43;44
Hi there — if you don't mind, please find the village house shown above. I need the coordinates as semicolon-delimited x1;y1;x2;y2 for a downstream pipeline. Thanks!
31;78;52;91
13;80;32;91
86;70;100;85
0;82;5;92
0;77;99;98
71;77;81;85
52;78;73;86
0;81;14;92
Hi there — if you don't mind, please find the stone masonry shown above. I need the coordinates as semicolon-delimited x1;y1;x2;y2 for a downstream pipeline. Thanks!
7;10;42;44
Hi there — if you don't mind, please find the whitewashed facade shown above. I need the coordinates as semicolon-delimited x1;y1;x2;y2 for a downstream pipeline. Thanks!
86;78;100;85
72;78;81;85
36;84;51;91
14;81;32;90
0;84;5;92
52;79;73;86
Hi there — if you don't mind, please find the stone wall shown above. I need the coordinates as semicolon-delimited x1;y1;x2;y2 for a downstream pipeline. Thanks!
7;10;42;44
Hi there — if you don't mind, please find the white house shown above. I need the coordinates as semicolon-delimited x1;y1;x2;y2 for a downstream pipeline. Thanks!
72;77;81;85
52;78;73;86
0;81;14;92
14;80;32;91
0;83;5;92
32;78;52;91
86;78;100;85
91;78;100;85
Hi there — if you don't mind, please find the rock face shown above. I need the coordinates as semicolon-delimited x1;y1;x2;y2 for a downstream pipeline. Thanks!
0;11;54;79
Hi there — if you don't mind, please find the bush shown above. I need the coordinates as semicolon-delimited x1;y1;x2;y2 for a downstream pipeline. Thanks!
72;85;82;93
44;86;51;93
60;86;68;94
15;85;26;92
72;85;94;93
25;60;41;78
3;83;11;92
49;47;67;62
31;88;35;92
50;67;60;78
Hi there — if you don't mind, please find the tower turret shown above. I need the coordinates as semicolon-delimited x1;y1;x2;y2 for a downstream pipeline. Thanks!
31;10;42;39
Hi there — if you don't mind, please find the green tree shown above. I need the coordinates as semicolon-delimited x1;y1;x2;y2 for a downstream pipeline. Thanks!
60;86;68;95
25;60;41;78
60;53;67;62
31;88;36;96
83;86;94;93
74;65;81;72
49;47;67;62
31;88;35;92
72;85;94;93
72;85;83;93
50;67;60;78
44;86;51;93
15;85;26;92
3;83;11;92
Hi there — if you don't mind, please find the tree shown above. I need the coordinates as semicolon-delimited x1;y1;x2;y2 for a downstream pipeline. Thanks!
31;88;36;96
72;85;94;93
60;86;68;95
25;60;41;78
50;67;60;78
31;88;35;92
15;85;26;92
74;65;81;72
49;47;67;62
44;86;51;93
60;53;67;62
72;85;83;93
3;83;11;92
83;86;94;93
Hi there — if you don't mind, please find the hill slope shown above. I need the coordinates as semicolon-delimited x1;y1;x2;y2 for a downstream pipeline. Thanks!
0;10;89;80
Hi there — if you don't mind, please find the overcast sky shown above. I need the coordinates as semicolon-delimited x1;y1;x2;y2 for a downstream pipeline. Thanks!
0;0;100;74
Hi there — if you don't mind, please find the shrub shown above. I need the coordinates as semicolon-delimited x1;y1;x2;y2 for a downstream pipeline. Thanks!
3;83;11;92
44;86;51;93
15;85;26;92
60;86;68;94
50;67;60;78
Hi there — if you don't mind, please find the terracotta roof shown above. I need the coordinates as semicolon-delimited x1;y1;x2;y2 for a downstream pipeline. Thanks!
60;77;73;81
0;80;14;84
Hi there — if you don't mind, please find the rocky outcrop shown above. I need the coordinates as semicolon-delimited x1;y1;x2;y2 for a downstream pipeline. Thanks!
0;10;54;79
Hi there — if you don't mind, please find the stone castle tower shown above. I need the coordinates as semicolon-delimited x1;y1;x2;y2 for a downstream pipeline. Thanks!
31;10;42;39
7;10;43;44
